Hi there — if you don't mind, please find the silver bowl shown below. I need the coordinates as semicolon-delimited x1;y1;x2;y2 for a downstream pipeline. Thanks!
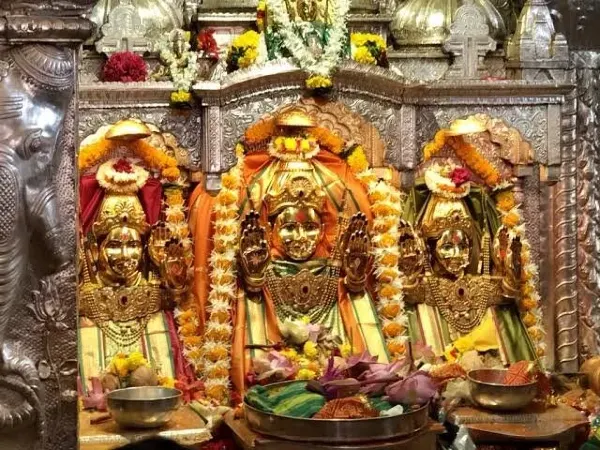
244;381;429;443
468;369;537;411
106;386;182;429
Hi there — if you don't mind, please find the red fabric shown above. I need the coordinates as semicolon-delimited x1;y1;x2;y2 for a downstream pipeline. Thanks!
79;174;105;234
164;310;195;382
78;175;162;233
139;178;162;225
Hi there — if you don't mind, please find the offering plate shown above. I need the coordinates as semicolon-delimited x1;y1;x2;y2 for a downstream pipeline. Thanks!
468;369;537;411
106;386;183;429
244;382;429;444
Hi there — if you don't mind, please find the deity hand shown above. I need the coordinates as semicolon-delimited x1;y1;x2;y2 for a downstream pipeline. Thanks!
240;210;270;292
148;222;171;267
343;213;371;293
161;238;190;295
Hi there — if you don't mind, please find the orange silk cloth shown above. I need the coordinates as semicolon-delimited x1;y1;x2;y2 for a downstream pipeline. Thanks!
189;151;378;392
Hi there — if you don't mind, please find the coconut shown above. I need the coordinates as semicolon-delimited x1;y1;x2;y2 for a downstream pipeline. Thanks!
129;366;158;387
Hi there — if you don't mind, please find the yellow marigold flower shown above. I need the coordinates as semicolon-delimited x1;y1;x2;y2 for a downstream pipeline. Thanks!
206;346;228;362
496;191;515;211
297;369;317;380
219;189;237;205
166;191;184;205
127;352;147;371
300;138;311;152
280;348;299;361
383;322;404;338
170;90;191;104
238;48;258;68
305;75;332;89
536;346;545;357
379;233;396;248
522;312;537;328
353;46;376;65
284;137;297;151
207;328;230;342
206;384;228;402
347;147;369;173
381;303;400;319
158;376;176;388
528;327;544;341
339;343;352;358
221;172;237;189
208;366;230;379
303;341;319;359
210;310;231;323
180;322;197;336
380;253;399;267
502;211;520;228
300;316;311;324
111;356;130;378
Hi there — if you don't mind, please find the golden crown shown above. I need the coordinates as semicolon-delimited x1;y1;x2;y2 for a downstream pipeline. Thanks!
265;174;326;217
93;193;149;237
420;196;474;239
275;109;316;129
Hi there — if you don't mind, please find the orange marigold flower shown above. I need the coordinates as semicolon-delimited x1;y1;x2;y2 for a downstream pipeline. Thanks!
347;147;369;173
381;303;400;319
206;384;228;401
522;312;537;328
496;191;515;211
528;328;543;341
379;233;396;248
163;167;181;181
219;190;237;205
208;366;230;379
380;253;399;267
521;297;537;311
502;211;520;228
536;347;545;357
183;336;202;346
210;310;231;323
379;284;399;298
387;341;405;356
383;322;404;338
372;203;393;216
244;118;276;144
179;323;197;336
178;310;195;321
207;328;230;342
206;346;228;362
221;172;238;189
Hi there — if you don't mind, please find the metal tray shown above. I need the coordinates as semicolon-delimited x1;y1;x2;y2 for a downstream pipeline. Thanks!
243;382;429;444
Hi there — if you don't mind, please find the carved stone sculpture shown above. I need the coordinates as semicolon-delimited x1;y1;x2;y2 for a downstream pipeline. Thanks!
0;44;76;449
95;0;153;55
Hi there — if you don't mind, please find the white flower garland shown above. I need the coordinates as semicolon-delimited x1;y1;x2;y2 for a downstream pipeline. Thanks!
156;29;198;92
96;158;149;194
266;0;350;76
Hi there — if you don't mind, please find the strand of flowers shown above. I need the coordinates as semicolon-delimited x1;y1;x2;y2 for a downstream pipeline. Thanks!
163;187;203;375
155;29;198;102
495;189;546;362
201;144;245;405
266;0;350;78
346;146;408;359
79;137;180;181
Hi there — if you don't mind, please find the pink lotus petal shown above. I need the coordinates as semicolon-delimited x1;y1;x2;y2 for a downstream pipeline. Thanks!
384;371;437;405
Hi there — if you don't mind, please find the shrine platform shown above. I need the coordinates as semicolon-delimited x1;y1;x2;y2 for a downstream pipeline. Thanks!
78;407;212;450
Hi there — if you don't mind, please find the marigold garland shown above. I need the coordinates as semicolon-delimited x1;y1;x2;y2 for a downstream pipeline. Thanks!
79;137;180;181
350;33;388;68
226;30;260;73
200;144;245;404
494;188;545;361
347;145;407;359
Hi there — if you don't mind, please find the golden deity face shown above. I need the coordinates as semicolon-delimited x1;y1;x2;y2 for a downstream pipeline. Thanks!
99;225;143;281
274;206;323;261
434;229;470;276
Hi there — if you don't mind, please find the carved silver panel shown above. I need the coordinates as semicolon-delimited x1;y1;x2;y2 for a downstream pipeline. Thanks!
0;44;78;450
415;105;550;164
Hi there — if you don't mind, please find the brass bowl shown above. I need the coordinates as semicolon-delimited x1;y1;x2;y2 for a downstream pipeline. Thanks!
468;369;537;411
106;386;182;429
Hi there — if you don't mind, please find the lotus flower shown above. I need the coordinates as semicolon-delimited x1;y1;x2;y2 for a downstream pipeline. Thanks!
318;356;347;384
385;371;438;405
412;343;437;365
322;378;361;399
80;377;107;411
253;351;296;382
359;359;409;396
345;350;378;378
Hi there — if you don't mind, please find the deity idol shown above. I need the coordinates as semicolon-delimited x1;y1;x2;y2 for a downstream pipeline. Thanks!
78;120;192;393
190;109;390;395
399;162;537;364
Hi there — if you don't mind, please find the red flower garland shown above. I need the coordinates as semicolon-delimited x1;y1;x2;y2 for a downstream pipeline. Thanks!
102;52;147;83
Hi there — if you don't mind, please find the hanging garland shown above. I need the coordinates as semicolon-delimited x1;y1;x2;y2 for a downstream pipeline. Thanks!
200;145;245;404
265;0;350;84
422;128;545;362
155;29;198;104
345;146;408;358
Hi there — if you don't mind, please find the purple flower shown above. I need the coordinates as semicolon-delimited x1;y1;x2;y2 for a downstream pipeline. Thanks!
323;378;361;399
318;356;346;384
307;323;321;342
345;351;379;378
385;371;438;405
359;360;409;396
253;351;296;382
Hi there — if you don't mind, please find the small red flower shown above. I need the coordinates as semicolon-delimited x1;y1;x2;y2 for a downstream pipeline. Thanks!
198;28;219;61
450;167;471;186
112;158;133;173
102;52;147;83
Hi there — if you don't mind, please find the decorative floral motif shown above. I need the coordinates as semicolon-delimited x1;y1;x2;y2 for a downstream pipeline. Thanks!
351;33;388;68
227;30;260;73
305;75;333;95
96;158;149;193
101;52;147;83
268;135;320;160
155;29;198;102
